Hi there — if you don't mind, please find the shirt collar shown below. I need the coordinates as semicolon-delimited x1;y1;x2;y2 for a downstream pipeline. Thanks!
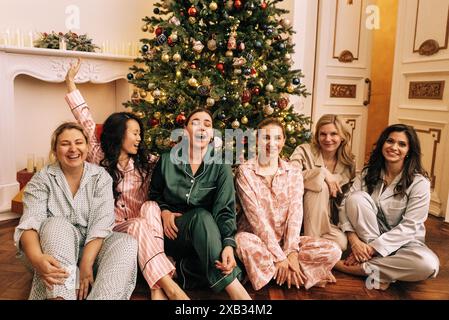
245;157;292;176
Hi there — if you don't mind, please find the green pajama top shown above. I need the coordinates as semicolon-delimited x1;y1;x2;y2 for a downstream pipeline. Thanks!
149;149;237;248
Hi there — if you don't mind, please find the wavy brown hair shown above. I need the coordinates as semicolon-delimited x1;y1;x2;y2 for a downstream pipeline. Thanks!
363;124;428;196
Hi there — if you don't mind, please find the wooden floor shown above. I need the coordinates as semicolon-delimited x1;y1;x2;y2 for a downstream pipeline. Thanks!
1;216;448;300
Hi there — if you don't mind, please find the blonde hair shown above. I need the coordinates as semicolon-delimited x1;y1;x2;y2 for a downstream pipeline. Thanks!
312;114;355;179
49;122;89;164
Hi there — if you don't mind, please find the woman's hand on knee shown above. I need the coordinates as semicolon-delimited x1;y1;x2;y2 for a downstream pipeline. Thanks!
33;254;69;289
161;209;182;240
215;246;237;275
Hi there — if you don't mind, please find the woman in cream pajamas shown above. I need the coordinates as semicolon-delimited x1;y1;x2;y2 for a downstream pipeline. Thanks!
290;115;355;250
236;118;341;291
336;124;440;289
14;122;138;300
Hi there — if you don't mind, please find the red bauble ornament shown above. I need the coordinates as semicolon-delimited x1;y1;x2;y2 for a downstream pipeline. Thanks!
155;27;163;36
234;0;243;10
251;87;260;95
149;118;160;127
278;97;289;109
188;6;197;16
242;89;252;103
251;68;257;76
261;2;268;9
167;37;174;46
216;63;224;72
176;113;186;125
190;63;197;69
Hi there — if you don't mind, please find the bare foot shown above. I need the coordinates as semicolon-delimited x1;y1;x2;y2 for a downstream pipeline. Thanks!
158;275;190;300
334;260;366;276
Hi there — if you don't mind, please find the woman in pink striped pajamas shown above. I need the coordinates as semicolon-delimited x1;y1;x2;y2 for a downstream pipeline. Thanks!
64;59;188;300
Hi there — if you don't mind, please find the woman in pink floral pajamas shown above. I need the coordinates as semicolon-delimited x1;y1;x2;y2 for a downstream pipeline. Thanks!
235;118;342;290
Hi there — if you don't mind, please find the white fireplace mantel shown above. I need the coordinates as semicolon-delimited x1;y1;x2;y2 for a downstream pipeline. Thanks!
0;46;135;212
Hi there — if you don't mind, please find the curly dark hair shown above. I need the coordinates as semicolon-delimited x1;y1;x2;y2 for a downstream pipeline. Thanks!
99;112;150;201
363;124;428;196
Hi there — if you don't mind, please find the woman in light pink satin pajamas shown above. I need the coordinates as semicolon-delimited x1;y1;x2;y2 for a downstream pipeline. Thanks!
64;59;188;300
235;118;341;291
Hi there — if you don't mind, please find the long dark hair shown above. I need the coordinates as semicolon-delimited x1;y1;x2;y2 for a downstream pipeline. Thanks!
363;124;428;196
99;112;150;201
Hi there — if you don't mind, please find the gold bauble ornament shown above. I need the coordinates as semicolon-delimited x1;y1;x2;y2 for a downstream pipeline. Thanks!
284;53;291;60
141;24;148;32
189;16;196;24
286;124;295;134
277;78;286;87
147;136;152;144
263;105;274;115
265;83;274;92
241;116;248;124
260;64;268;72
207;39;217;51
135;111;145;119
153;111;161;119
171;32;178;42
147;82;155;90
287;84;295;93
173;52;181;62
289;137;297;145
206;97;215;107
176;70;182;78
209;2;218;11
188;77;199;87
161;53;170;62
139;90;147;98
225;50;234;57
231;119;240;129
148;26;155;33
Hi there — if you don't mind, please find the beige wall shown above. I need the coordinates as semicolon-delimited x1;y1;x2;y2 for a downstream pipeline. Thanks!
0;0;154;46
0;0;155;170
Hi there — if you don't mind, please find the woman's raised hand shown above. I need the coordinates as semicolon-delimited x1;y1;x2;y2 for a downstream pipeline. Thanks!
65;58;81;93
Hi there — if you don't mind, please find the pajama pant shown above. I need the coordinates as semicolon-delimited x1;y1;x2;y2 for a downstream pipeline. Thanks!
345;191;440;284
27;216;138;300
146;204;243;293
303;186;348;251
236;233;341;290
113;201;175;289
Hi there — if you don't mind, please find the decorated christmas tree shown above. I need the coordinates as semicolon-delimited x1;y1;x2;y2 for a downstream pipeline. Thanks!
125;0;312;157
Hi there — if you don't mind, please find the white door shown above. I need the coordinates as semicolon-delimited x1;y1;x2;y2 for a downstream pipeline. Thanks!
313;0;374;170
389;0;449;219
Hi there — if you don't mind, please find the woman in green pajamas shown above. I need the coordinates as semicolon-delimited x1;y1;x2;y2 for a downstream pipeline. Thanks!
148;108;251;300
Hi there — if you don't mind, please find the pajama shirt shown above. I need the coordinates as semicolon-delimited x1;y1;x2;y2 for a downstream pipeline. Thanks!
339;172;440;284
65;90;174;289
14;162;138;299
235;158;341;290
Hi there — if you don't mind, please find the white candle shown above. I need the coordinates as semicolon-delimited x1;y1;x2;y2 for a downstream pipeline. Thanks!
5;29;10;45
35;157;44;172
26;154;34;173
28;31;34;47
